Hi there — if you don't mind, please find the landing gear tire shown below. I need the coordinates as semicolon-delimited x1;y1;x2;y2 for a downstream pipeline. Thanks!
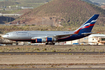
45;42;55;45
16;41;18;45
46;43;48;45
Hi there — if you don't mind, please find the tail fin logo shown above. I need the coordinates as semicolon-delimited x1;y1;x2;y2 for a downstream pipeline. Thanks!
74;14;99;34
81;20;96;29
74;20;97;34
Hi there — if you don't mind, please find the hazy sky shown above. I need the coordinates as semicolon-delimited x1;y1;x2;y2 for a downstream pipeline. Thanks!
90;0;105;4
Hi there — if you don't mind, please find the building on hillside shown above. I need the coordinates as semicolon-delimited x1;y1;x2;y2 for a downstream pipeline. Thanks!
101;5;105;9
21;7;33;9
65;34;105;45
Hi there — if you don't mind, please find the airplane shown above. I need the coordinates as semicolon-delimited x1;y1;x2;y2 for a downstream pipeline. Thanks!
2;14;99;45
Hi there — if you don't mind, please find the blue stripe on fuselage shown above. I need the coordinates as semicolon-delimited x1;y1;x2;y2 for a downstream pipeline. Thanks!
57;34;89;42
57;34;90;42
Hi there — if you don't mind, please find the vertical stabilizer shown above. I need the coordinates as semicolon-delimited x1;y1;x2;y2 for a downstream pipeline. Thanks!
74;14;99;34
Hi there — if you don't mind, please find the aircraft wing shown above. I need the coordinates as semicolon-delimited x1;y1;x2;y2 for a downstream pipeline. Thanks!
54;33;74;39
31;32;94;40
55;32;95;39
31;33;75;40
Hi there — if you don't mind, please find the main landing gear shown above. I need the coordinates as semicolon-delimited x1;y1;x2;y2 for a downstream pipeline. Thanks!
45;42;55;45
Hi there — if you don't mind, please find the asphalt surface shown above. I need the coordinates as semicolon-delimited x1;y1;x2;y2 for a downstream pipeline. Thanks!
0;52;105;55
0;52;105;70
0;51;105;70
1;68;105;70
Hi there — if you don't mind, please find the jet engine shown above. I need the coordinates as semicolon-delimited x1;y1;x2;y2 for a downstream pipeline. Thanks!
31;37;56;43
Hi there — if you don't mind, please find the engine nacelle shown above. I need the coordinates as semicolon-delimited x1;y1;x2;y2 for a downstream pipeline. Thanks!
46;37;54;42
31;37;56;43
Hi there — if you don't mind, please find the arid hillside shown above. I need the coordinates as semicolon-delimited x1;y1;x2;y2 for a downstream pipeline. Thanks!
11;0;105;27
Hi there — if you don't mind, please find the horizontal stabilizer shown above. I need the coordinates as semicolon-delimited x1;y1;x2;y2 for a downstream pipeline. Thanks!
82;32;95;35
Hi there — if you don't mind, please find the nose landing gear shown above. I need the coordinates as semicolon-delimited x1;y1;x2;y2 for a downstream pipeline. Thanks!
45;42;55;45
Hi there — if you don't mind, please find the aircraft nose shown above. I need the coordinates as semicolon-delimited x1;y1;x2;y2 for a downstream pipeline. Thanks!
2;35;7;39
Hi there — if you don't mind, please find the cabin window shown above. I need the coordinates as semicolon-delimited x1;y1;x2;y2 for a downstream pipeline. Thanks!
16;32;28;35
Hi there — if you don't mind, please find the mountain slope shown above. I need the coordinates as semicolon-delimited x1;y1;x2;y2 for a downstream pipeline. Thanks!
11;0;105;26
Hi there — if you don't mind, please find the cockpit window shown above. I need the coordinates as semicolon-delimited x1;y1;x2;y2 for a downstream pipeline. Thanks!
6;34;9;35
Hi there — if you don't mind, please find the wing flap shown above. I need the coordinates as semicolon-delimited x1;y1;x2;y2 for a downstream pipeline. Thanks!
54;33;74;39
31;33;75;40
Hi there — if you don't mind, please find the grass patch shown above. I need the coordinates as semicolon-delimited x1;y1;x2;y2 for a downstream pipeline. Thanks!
0;45;104;52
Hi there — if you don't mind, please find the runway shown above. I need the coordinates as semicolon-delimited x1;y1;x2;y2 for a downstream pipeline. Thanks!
0;52;105;69
1;68;105;70
0;46;105;69
0;52;105;55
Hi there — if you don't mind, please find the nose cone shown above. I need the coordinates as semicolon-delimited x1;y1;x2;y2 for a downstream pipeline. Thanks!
2;35;8;39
